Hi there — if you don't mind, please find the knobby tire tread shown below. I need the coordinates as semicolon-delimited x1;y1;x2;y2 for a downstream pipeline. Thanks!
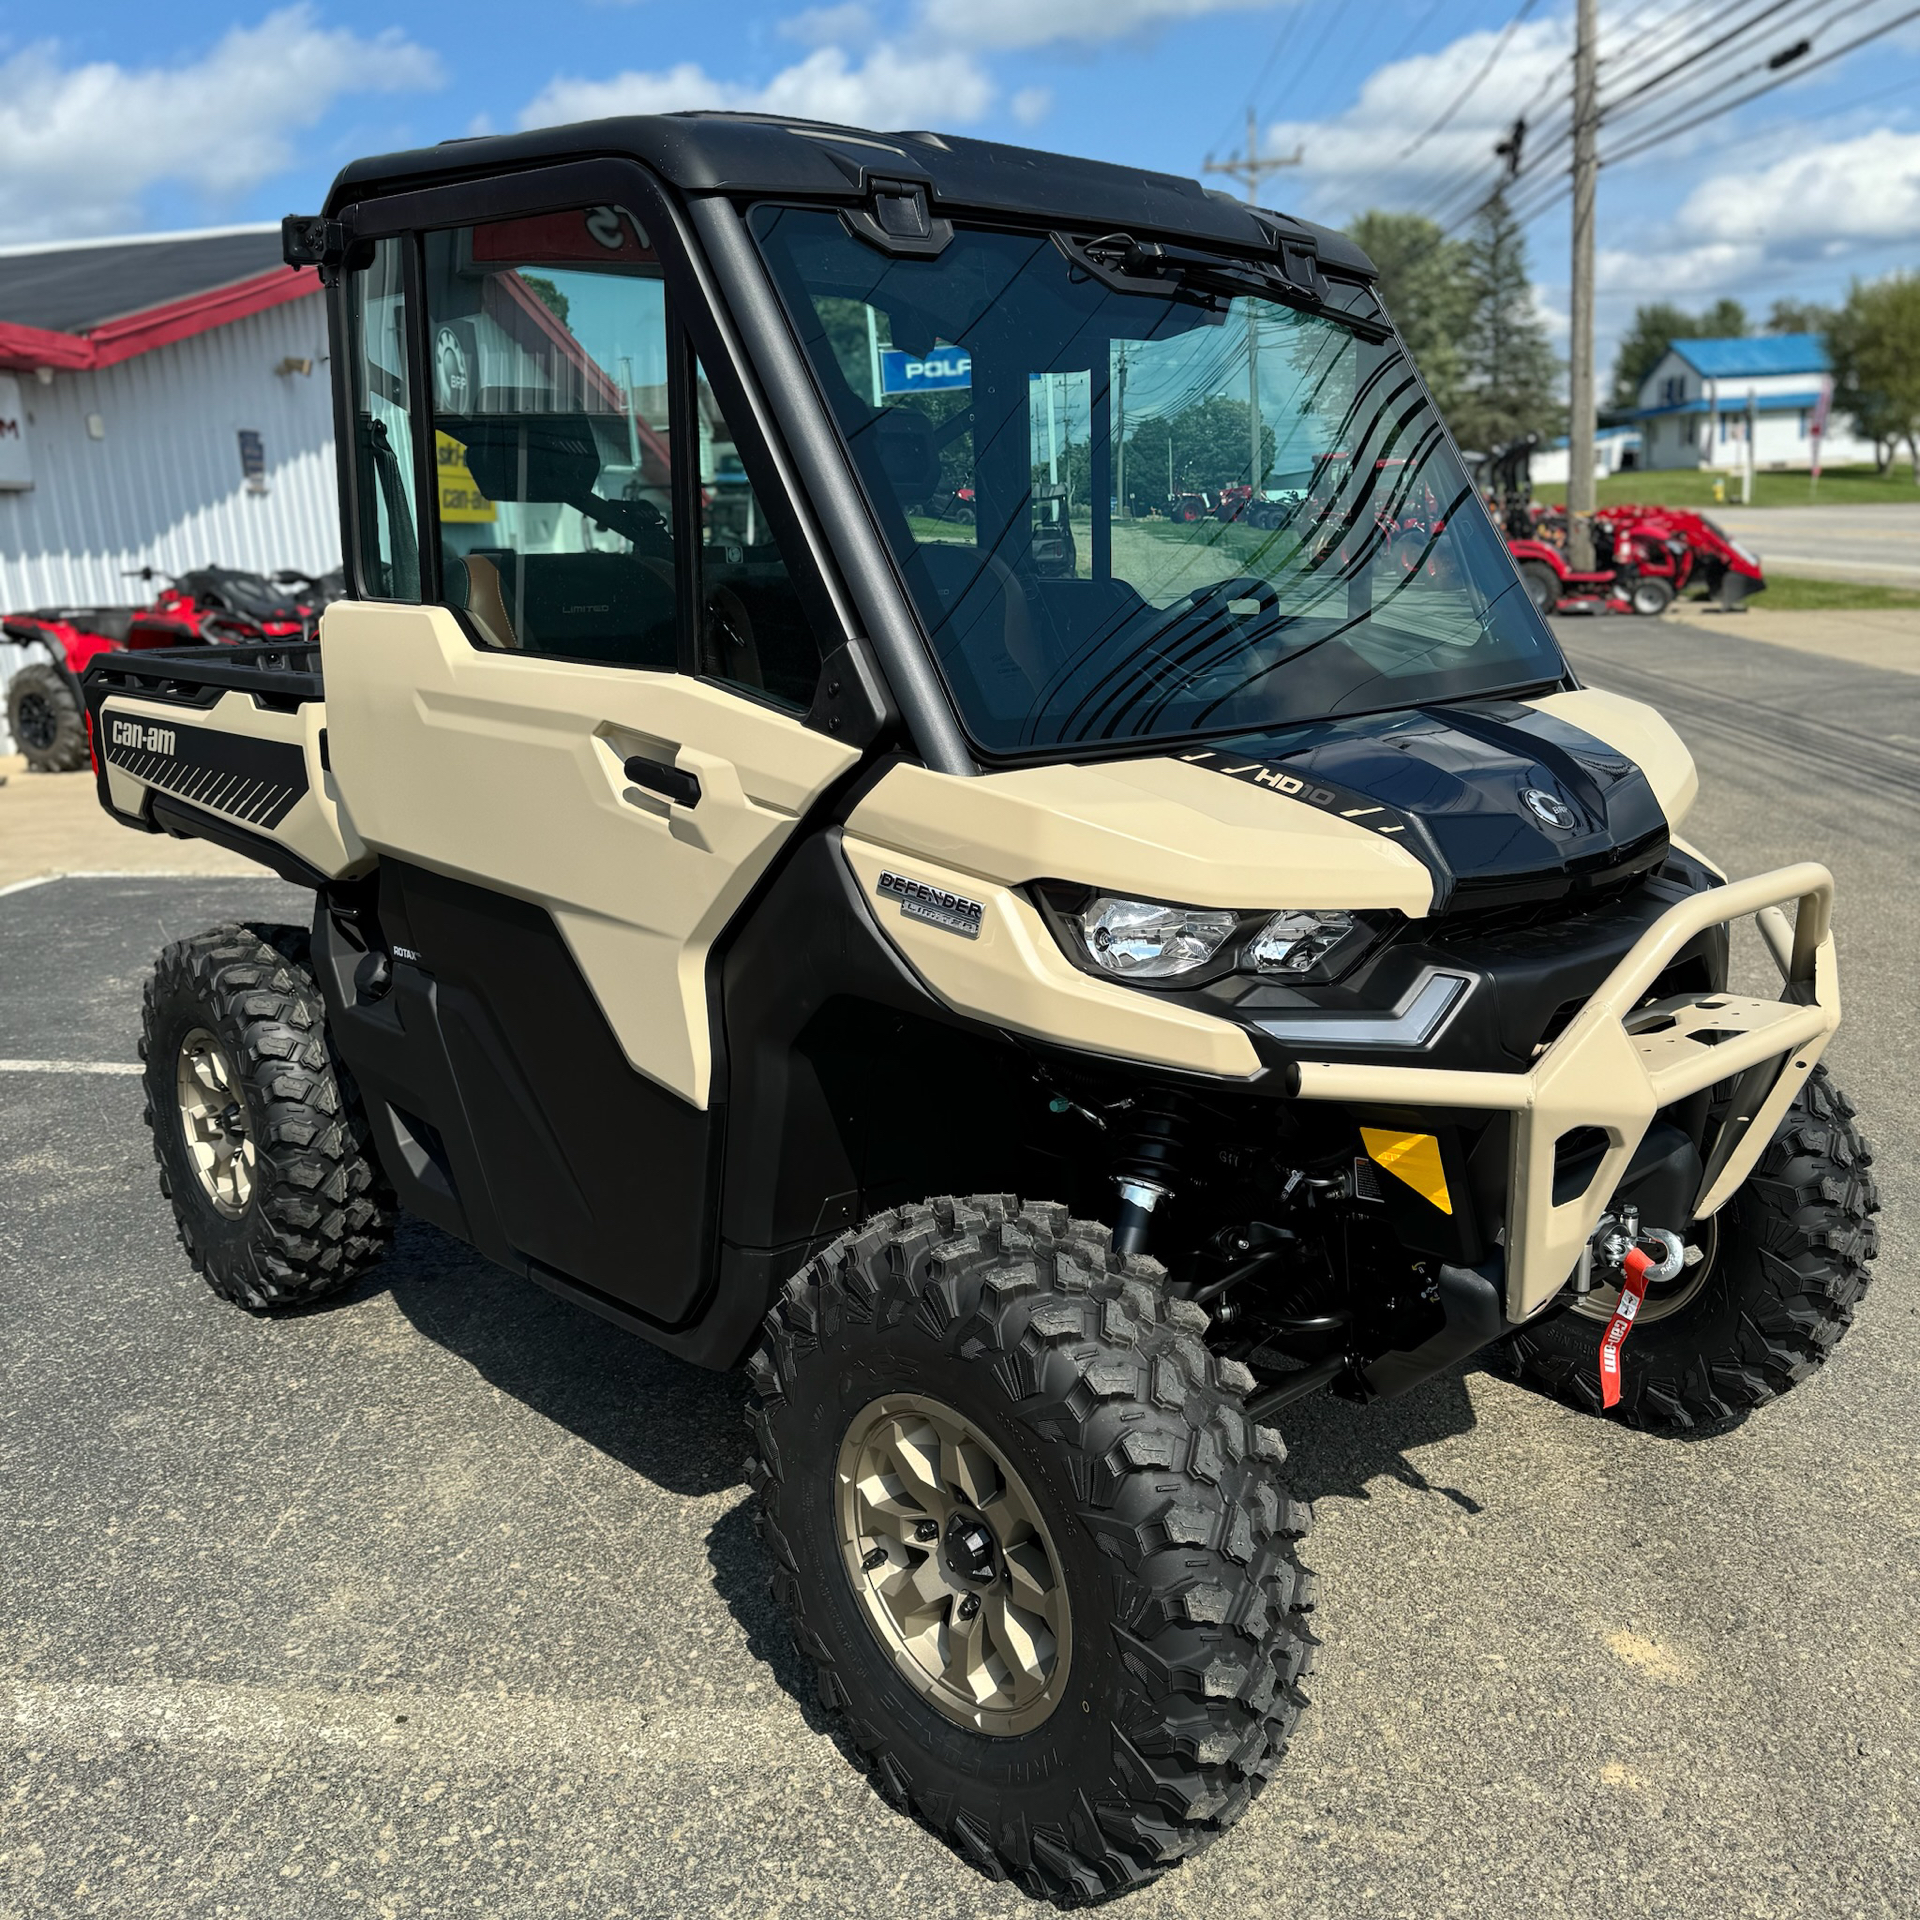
745;1194;1316;1904
141;921;395;1310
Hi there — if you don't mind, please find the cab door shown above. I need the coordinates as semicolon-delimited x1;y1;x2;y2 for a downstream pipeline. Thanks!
320;181;859;1325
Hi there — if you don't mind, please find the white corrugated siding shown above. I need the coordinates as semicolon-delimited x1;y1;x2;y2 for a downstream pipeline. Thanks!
0;292;339;751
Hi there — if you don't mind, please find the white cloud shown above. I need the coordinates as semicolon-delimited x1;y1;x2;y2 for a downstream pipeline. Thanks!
520;44;995;132
782;4;875;46
1011;86;1052;127
0;9;442;242
1677;128;1920;255
937;0;1287;54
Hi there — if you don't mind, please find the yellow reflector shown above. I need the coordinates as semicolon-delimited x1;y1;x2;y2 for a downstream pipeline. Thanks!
1360;1128;1453;1215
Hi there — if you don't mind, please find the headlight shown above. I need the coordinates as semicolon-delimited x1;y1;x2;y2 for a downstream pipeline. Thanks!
1248;908;1361;974
1075;896;1238;978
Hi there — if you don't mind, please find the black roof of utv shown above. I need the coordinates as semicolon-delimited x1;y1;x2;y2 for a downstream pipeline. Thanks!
325;112;1377;280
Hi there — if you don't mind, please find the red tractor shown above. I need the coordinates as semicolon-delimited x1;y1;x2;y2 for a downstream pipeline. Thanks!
1479;436;1765;619
5;567;322;772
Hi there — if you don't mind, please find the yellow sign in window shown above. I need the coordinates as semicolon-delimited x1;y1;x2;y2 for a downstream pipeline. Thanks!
436;431;495;523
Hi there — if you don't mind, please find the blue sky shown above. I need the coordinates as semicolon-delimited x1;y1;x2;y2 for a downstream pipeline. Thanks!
3;0;1916;381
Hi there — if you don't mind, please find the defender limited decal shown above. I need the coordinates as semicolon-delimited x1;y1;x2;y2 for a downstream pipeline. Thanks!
101;707;309;831
1178;748;1416;840
877;870;985;940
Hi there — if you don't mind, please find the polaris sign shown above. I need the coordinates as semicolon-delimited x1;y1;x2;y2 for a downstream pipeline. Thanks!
880;348;972;394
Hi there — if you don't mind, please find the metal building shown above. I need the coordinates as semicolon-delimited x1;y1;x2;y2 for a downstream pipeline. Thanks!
0;225;337;750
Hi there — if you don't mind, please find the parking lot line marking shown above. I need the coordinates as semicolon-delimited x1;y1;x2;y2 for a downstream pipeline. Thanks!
0;1058;143;1076
0;871;279;899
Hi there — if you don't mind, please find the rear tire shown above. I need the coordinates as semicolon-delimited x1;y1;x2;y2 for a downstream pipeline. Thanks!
746;1195;1316;1903
142;922;396;1311
1496;1069;1878;1431
1519;561;1560;618
6;661;87;772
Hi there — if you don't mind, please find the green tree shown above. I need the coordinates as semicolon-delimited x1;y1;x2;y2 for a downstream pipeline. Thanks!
519;273;571;327
1766;296;1834;336
1451;189;1561;453
1608;297;1748;408
1123;397;1276;504
1344;210;1475;419
1828;272;1920;480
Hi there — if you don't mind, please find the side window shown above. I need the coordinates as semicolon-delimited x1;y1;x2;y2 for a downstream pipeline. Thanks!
348;238;421;601
422;210;677;667
693;358;825;709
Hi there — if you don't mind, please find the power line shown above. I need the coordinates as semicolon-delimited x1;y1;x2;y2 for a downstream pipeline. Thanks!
1604;0;1803;108
1398;0;1545;158
1274;0;1363;112
1603;0;1883;122
1603;1;1920;162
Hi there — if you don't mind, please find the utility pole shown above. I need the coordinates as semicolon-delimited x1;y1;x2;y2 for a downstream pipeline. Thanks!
1567;0;1599;572
1206;109;1301;502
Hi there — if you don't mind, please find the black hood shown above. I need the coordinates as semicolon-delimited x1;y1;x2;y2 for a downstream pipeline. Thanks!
1179;701;1671;912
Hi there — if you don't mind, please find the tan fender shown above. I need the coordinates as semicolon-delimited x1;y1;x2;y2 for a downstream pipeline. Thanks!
844;757;1435;912
1529;686;1698;829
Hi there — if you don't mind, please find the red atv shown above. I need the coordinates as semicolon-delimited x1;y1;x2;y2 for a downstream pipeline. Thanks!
5;567;321;772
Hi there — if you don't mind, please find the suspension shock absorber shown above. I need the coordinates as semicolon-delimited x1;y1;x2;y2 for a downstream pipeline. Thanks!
1109;1099;1188;1256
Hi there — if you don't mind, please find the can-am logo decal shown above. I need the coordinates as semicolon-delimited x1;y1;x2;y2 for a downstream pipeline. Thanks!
877;870;984;940
1178;748;1414;841
110;718;176;755
1521;786;1578;830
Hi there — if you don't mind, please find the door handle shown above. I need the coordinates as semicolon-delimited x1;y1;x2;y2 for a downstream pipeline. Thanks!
623;754;701;808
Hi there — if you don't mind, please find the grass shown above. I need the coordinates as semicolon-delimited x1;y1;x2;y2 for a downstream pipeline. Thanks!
1534;464;1920;510
1734;574;1920;612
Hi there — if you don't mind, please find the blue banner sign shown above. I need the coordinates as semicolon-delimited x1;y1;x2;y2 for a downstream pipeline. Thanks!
880;347;972;394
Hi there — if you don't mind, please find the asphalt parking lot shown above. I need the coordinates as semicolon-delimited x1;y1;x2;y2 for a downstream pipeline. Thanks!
2;617;1916;1919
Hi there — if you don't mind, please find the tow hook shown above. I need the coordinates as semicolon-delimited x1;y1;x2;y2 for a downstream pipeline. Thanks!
1574;1204;1685;1296
1576;1205;1686;1410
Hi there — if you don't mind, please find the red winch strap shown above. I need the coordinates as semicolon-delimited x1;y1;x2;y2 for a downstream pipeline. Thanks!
1599;1246;1654;1409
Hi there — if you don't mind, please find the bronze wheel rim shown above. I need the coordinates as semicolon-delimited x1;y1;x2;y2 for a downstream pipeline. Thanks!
835;1392;1072;1737
176;1027;254;1218
1572;1216;1719;1325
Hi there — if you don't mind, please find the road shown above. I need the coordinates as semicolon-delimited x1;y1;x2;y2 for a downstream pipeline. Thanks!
1710;501;1920;586
2;620;1916;1918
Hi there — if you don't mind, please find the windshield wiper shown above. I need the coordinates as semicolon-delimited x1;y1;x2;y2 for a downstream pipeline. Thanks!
1052;232;1391;340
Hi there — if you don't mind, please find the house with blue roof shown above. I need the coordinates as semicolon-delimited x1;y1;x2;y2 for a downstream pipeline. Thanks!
1625;334;1872;472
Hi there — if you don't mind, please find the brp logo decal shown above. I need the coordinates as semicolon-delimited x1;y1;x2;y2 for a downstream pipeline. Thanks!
1521;787;1578;831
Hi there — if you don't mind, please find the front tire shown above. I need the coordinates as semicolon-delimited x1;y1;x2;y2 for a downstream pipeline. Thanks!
142;923;396;1310
746;1196;1315;1903
1629;575;1675;616
7;661;87;771
1497;1069;1878;1431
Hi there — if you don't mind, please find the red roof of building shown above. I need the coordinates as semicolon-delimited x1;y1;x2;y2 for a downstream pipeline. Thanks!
0;225;317;373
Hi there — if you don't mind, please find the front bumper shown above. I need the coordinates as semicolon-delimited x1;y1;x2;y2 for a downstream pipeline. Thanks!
1289;863;1839;1320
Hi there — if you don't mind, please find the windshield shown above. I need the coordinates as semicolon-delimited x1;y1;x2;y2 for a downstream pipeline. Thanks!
752;208;1566;756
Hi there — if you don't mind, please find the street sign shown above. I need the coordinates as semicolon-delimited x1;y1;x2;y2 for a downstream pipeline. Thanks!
880;347;971;394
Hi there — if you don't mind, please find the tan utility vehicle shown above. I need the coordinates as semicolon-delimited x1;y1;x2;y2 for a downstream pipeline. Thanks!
86;115;1878;1903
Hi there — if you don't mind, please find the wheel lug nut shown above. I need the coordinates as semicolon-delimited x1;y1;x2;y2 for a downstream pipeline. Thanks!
957;1594;980;1621
861;1546;888;1572
914;1520;939;1543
